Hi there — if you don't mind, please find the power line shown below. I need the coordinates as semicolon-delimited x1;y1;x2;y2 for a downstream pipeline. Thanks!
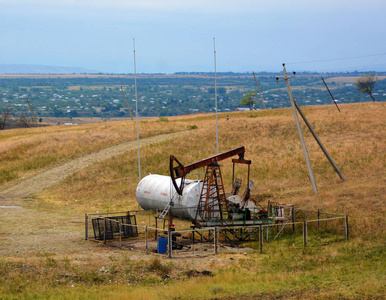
317;62;386;73
286;52;386;65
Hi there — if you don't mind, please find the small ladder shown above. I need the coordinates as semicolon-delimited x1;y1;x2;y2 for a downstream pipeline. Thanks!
158;192;180;220
158;202;171;220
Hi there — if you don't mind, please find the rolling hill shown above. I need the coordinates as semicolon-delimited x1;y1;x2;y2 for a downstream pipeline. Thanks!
0;102;384;299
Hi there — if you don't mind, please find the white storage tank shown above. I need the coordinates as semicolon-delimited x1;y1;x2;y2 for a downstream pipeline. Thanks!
136;174;203;220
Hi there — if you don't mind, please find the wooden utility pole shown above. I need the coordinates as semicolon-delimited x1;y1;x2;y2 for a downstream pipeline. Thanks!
277;64;318;194
321;77;341;112
26;98;36;119
293;101;346;181
120;86;134;120
253;72;266;109
25;98;38;125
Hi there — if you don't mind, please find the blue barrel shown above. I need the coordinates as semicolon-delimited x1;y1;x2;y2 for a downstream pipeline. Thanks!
157;237;168;254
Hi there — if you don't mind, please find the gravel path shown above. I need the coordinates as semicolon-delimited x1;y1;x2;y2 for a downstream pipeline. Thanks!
0;130;186;200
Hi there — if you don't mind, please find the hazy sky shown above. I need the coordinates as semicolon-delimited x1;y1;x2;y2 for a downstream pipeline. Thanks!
1;0;385;73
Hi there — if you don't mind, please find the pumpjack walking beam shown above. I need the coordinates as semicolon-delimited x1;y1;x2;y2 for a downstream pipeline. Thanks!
170;146;246;196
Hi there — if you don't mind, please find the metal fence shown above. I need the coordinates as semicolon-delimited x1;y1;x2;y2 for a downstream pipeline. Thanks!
85;209;348;258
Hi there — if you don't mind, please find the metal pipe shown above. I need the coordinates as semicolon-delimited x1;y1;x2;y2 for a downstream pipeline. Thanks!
214;227;218;254
318;210;320;230
133;38;141;181
168;230;172;258
104;218;107;244
303;221;307;247
85;214;88;240
145;226;148;253
214;37;219;154
119;223;122;248
292;207;295;233
345;215;349;241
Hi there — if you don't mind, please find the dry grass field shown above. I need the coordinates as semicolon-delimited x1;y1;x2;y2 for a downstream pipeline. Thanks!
0;102;385;299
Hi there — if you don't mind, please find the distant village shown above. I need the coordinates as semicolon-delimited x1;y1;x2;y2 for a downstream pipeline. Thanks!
1;73;385;121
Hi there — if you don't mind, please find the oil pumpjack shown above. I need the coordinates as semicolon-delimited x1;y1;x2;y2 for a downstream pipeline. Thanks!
168;146;270;227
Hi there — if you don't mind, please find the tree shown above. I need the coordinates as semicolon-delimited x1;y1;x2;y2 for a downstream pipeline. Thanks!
0;107;12;130
19;112;36;128
218;87;227;95
240;91;258;110
355;73;378;102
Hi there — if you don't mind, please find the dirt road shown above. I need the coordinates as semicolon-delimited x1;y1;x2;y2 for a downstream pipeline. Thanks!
0;130;187;201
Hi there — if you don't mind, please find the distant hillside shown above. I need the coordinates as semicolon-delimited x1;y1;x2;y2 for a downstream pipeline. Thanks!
0;64;98;74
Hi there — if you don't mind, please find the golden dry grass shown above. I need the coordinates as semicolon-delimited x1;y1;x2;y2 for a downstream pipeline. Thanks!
33;103;385;238
0;102;385;299
0;117;195;186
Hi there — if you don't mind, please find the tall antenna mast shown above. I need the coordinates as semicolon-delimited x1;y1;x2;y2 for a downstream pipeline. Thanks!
214;37;219;154
134;38;141;181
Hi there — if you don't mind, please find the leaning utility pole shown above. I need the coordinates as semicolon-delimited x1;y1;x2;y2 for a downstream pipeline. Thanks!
120;86;134;120
321;77;341;112
277;64;318;194
253;72;266;109
26;98;37;125
277;64;346;194
293;100;345;181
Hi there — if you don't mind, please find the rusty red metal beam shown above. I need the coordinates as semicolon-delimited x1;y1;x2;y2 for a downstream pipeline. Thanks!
170;146;246;195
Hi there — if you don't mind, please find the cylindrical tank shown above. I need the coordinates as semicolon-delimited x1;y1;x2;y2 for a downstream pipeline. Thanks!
136;174;202;220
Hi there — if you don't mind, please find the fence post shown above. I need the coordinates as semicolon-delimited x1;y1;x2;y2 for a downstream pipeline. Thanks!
104;218;107;245
292;207;295;233
259;225;263;253
317;210;320;231
214;227;218;254
168;230;172;259
345;215;349;241
154;217;158;240
119;222;122;248
85;214;88;240
192;228;195;243
146;226;148;253
303;221;307;247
